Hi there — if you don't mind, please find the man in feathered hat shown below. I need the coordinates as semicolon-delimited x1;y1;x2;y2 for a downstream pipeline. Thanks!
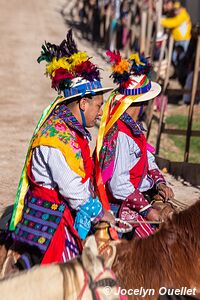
9;30;114;268
96;51;174;238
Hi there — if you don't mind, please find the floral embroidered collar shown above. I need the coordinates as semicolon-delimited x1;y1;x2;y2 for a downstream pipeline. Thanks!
53;104;92;140
120;112;146;136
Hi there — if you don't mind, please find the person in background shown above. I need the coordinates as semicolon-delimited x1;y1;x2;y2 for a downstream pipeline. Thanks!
176;23;200;105
161;0;191;66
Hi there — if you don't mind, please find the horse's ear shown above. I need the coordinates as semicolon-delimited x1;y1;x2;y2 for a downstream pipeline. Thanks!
82;236;103;276
83;235;99;256
99;240;119;268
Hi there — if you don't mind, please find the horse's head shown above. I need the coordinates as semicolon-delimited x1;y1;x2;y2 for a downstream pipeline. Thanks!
82;235;104;279
81;236;125;300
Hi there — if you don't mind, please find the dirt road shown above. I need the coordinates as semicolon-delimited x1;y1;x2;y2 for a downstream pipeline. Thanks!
0;0;199;214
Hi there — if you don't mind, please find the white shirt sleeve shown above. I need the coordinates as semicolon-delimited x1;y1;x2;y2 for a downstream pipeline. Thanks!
108;132;135;200
31;146;90;210
147;150;160;171
108;131;156;198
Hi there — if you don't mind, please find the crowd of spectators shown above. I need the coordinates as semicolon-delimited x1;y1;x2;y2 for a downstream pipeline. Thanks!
63;0;199;104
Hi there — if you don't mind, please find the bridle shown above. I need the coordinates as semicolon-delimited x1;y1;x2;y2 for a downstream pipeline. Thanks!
77;267;117;300
59;257;118;300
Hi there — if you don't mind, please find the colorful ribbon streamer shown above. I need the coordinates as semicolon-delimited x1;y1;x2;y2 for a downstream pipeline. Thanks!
10;96;64;230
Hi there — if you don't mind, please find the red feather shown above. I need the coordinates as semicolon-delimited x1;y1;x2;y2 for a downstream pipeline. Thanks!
121;77;133;88
106;50;121;64
52;68;74;89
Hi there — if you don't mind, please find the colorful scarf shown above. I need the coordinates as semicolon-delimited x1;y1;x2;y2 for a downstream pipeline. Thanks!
10;98;91;231
99;112;145;184
96;92;143;210
54;105;91;141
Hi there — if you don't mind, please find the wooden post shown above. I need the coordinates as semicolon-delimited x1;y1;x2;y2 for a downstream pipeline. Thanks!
156;36;167;81
146;34;168;138
163;35;174;92
156;0;163;36
155;35;174;155
149;0;163;60
140;10;147;54
105;0;111;48
184;36;200;162
145;0;153;57
146;0;166;137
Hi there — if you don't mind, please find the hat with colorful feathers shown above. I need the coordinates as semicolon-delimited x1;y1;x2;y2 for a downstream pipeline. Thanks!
37;29;113;101
106;50;161;103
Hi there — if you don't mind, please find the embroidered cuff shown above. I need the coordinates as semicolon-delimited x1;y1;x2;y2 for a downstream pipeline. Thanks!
140;207;152;218
139;204;152;213
91;208;104;224
124;189;150;213
148;168;166;187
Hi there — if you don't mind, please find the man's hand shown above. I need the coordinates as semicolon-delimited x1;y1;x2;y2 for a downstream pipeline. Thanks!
101;209;115;225
157;183;174;201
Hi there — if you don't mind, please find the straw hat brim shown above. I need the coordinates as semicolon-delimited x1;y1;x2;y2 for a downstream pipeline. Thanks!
115;81;161;103
62;87;113;102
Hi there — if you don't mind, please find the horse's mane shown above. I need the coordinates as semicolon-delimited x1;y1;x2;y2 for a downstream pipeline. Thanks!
113;200;200;289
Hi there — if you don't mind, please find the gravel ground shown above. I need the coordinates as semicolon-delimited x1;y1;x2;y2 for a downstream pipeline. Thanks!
0;0;199;215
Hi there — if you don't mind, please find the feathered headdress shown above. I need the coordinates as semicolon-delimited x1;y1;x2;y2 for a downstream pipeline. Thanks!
37;29;100;93
106;50;152;88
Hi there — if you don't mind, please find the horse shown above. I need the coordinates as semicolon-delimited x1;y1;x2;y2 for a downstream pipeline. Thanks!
100;200;200;300
0;236;124;300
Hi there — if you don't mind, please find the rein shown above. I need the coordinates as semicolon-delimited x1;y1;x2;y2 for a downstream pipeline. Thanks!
77;269;89;300
59;264;68;300
110;217;163;233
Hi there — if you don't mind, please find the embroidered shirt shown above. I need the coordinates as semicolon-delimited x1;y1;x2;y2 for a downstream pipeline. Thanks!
31;105;101;212
31;146;91;210
108;131;166;200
